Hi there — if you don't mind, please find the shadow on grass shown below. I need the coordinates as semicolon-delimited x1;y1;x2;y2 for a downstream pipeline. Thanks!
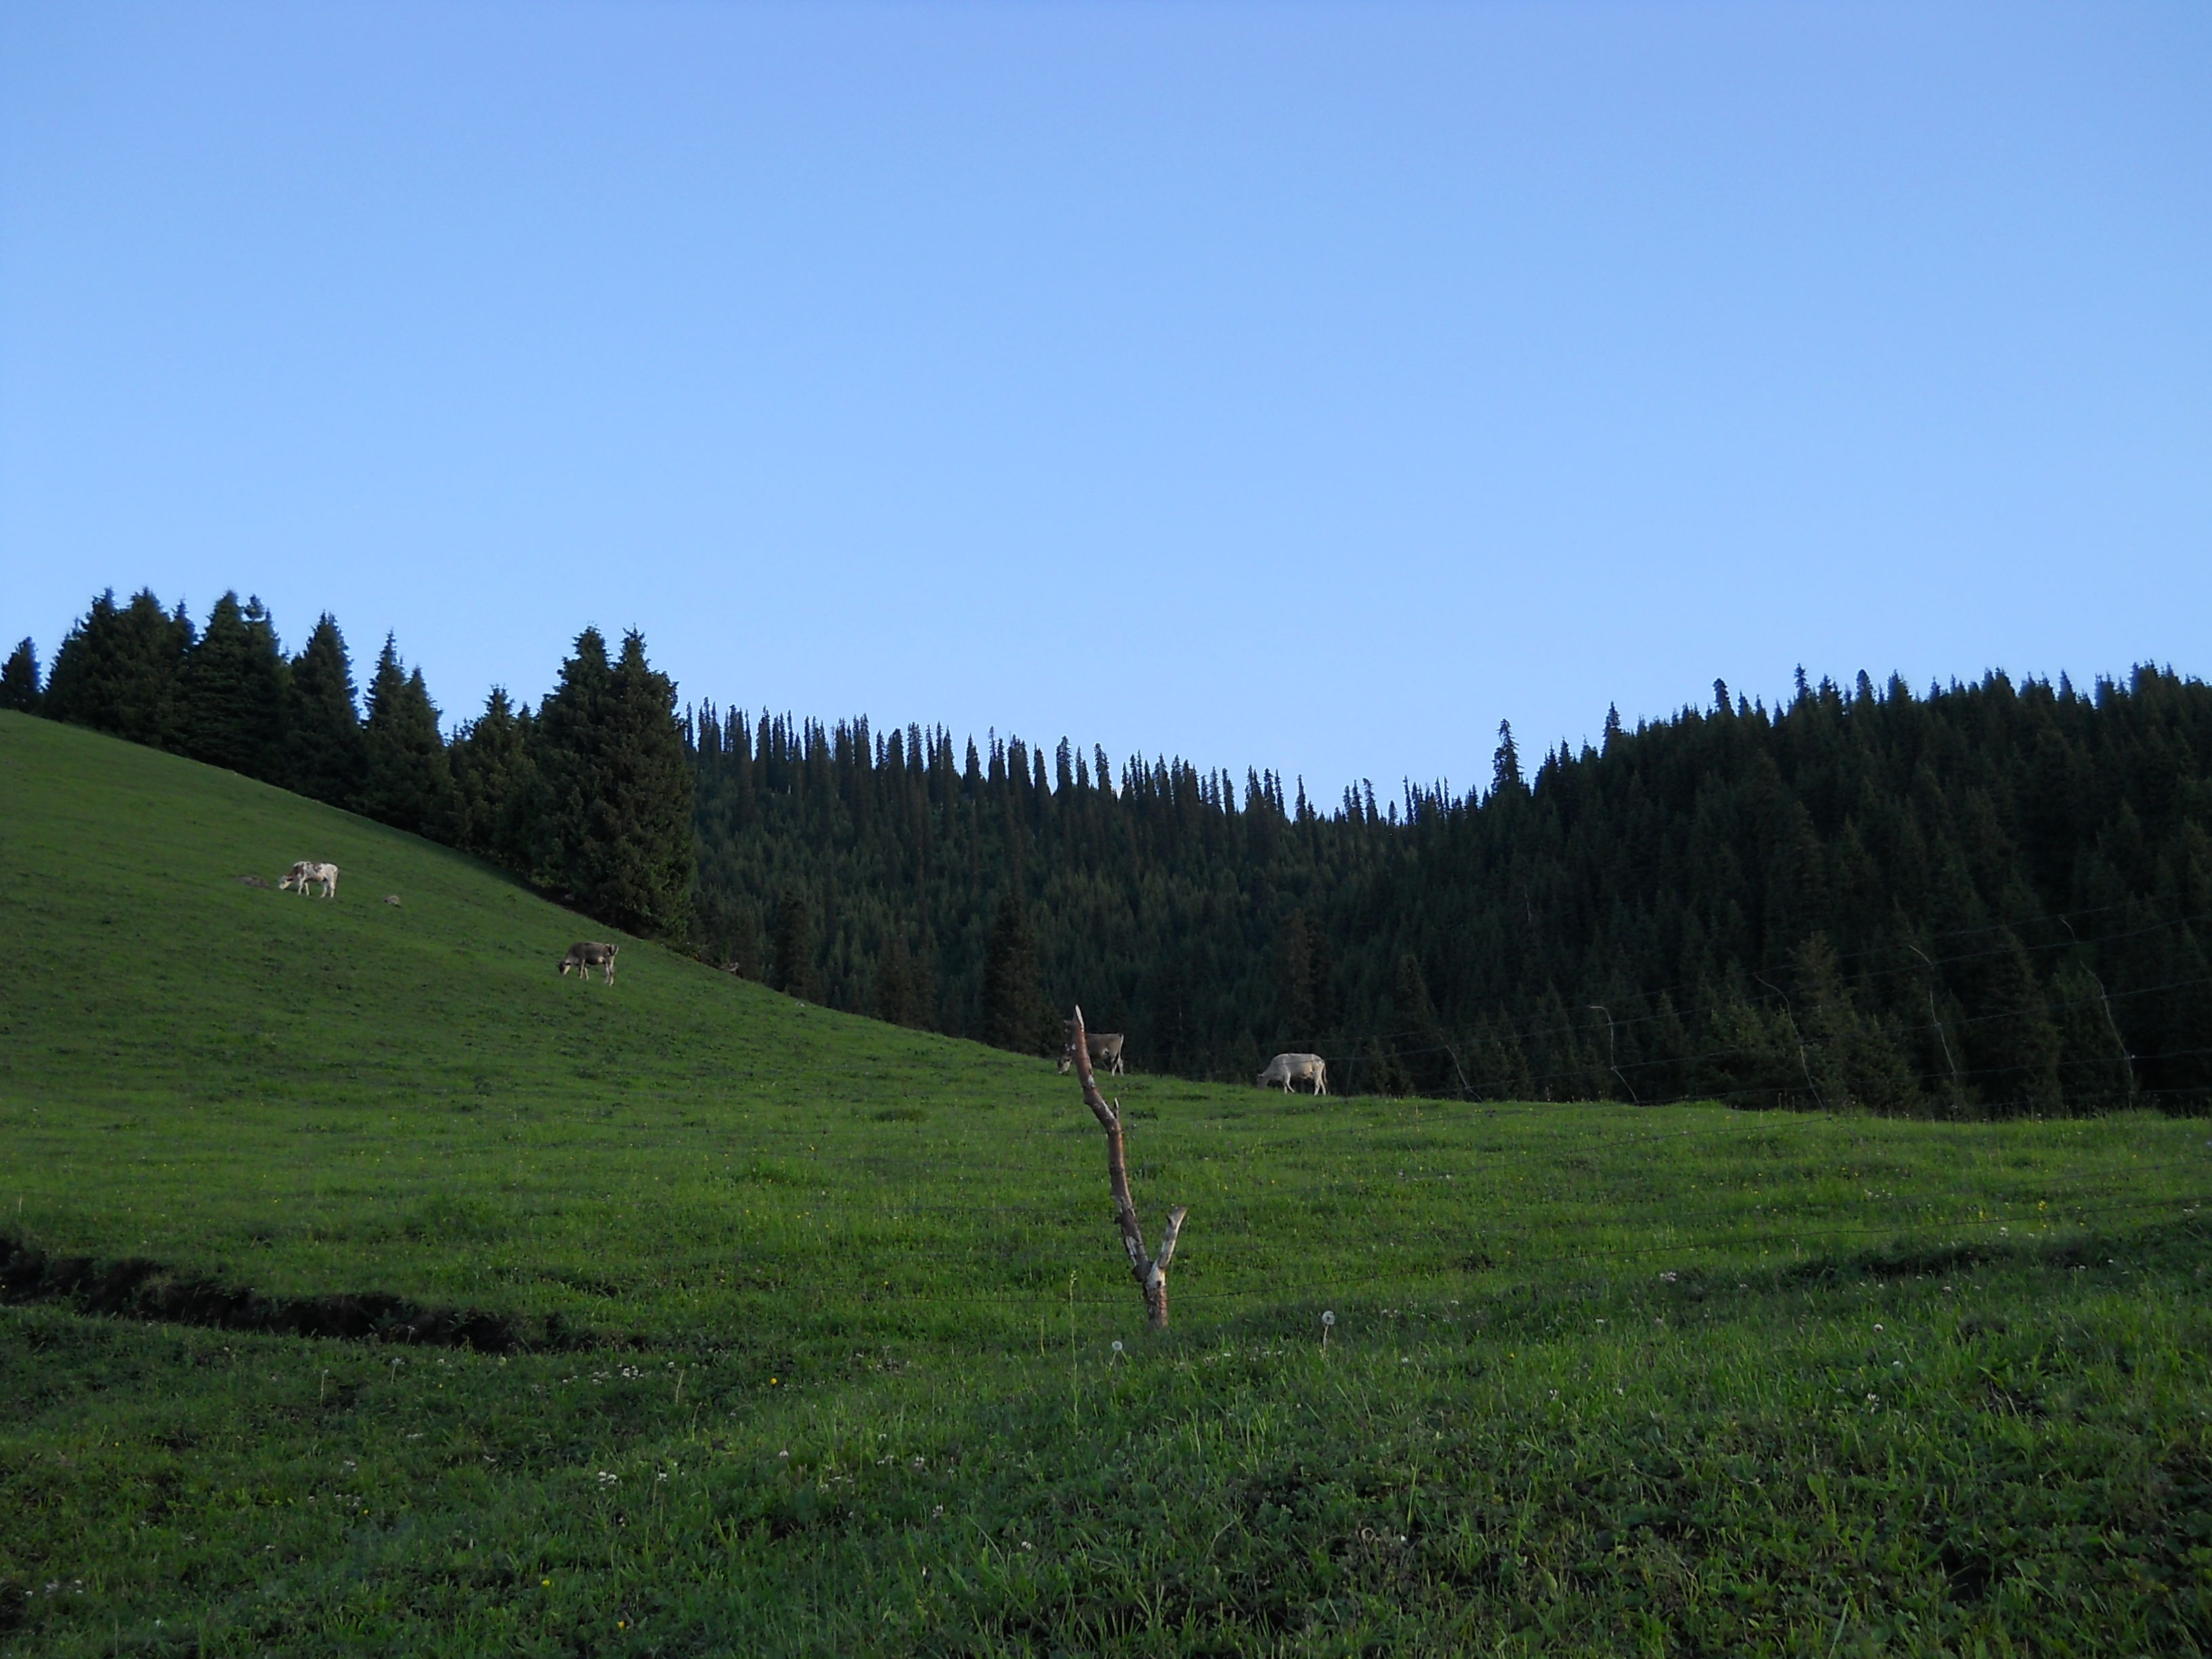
0;1229;604;1352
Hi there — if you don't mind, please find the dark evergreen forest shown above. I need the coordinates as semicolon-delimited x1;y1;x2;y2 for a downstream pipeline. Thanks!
13;594;2211;1116
684;672;2212;1116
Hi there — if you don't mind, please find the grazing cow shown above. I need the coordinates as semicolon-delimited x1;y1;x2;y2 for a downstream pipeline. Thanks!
279;861;340;899
559;941;619;985
1059;1025;1126;1076
1257;1052;1329;1094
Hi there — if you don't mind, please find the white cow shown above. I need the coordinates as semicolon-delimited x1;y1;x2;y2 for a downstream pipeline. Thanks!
279;860;339;899
560;941;619;985
1257;1052;1329;1094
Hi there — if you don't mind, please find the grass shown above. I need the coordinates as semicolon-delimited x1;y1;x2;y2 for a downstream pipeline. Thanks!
3;709;2209;1654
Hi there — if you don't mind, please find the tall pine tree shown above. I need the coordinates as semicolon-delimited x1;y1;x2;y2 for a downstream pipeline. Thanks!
0;638;39;712
180;592;289;781
359;636;455;838
42;590;194;748
770;890;819;998
981;893;1053;1053
535;628;694;938
449;688;541;873
285;614;368;808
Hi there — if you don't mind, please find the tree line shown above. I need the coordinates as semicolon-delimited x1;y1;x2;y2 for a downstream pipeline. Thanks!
686;672;2212;1118
12;594;2211;1115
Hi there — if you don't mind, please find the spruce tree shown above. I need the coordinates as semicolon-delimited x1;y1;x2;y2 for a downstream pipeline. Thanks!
1698;987;1800;1109
689;886;747;975
180;592;290;781
771;890;818;999
535;628;694;938
905;933;937;1029
1392;953;1454;1095
359;637;455;838
1957;928;2064;1116
1275;910;1317;1040
450;688;540;871
1366;1034;1414;1097
285;614;368;808
42;589;194;747
2050;958;2135;1111
0;638;39;712
1643;994;1692;1101
981;892;1050;1053
1789;933;1919;1113
874;933;918;1026
1491;720;1524;798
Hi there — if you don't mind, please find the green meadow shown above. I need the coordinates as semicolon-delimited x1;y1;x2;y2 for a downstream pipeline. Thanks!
3;710;2209;1655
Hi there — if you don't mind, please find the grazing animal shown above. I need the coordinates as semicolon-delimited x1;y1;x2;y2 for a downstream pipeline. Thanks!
382;894;402;907
559;941;619;985
1257;1052;1329;1094
1058;1026;1126;1076
279;861;340;899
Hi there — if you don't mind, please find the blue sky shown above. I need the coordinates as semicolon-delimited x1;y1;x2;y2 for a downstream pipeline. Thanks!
3;2;2207;801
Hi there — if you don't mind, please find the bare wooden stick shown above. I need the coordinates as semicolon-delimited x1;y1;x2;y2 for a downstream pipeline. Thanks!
1069;1004;1187;1328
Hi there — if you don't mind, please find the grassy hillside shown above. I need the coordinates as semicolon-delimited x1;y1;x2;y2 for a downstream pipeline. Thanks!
3;710;2209;1656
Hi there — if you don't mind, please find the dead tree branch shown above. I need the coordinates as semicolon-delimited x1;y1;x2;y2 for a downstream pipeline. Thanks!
1068;1004;1186;1328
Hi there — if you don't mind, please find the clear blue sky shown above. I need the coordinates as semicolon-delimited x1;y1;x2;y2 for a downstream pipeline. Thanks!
4;3;2207;802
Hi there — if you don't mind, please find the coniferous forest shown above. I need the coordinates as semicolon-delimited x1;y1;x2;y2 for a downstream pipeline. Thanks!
11;593;2211;1116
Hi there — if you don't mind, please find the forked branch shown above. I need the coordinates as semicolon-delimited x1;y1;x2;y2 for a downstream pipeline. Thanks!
1068;1004;1187;1328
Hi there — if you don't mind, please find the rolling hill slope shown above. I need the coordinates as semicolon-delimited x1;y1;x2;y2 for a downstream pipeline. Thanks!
3;710;2209;1656
1;708;1110;1340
